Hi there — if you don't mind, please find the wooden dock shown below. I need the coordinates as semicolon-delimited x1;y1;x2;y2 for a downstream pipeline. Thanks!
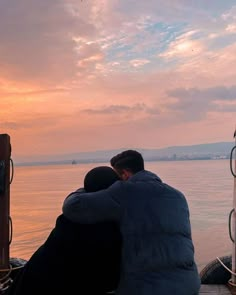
200;285;233;294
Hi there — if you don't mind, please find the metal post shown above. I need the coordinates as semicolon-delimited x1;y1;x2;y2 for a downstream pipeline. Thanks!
232;129;236;284
0;134;11;278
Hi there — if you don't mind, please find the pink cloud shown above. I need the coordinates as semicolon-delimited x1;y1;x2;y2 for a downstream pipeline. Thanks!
0;0;96;86
1;0;236;161
129;59;150;67
159;30;205;59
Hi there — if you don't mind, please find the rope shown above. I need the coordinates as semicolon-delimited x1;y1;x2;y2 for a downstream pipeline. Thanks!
0;278;13;293
0;265;24;273
228;279;236;287
230;146;236;178
0;264;25;294
9;158;14;184
0;266;12;279
0;265;13;294
216;257;236;287
216;257;236;276
229;209;235;242
9;216;12;245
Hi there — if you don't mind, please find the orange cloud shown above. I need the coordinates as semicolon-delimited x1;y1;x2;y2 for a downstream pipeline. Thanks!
1;1;236;161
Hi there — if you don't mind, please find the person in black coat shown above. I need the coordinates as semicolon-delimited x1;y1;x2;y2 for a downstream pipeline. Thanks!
7;166;122;295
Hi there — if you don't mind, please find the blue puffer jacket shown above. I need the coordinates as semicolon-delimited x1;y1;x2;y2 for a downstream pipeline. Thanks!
63;170;200;295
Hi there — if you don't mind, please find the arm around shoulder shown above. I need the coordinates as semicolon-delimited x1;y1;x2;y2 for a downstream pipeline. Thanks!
62;183;122;223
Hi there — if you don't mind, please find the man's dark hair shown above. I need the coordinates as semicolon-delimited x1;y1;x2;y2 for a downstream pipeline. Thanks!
84;166;119;192
110;150;144;174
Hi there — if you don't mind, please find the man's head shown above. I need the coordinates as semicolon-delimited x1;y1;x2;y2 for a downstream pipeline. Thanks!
84;166;120;192
110;150;144;180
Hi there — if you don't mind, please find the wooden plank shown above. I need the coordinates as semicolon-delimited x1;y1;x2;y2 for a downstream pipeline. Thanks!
200;284;231;294
228;284;236;295
0;134;11;273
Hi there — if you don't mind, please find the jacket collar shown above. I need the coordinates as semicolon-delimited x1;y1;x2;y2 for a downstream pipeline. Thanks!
128;170;162;183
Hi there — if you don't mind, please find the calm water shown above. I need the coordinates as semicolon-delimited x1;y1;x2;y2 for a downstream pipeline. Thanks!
9;160;234;272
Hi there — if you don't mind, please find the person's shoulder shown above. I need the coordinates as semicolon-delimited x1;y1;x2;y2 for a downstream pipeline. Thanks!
163;182;188;201
129;170;162;183
107;179;125;189
106;179;131;201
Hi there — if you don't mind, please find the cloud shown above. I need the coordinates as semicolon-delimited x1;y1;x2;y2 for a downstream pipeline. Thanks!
1;121;19;130
0;88;68;97
83;104;142;114
166;85;236;121
226;24;236;33
1;0;235;87
159;30;205;60
169;86;236;101
129;59;150;68
0;112;65;131
75;43;105;78
0;0;96;85
222;5;236;21
214;102;236;112
1;0;236;160
82;103;160;115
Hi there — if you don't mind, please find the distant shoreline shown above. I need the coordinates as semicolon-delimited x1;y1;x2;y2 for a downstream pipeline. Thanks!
13;141;235;167
14;156;230;167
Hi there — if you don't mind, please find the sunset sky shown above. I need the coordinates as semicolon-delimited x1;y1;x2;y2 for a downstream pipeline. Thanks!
0;0;236;162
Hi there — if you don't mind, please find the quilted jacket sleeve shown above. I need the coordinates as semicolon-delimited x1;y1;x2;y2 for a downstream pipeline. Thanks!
62;183;122;223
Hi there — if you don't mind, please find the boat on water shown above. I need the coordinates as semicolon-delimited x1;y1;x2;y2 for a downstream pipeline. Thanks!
0;131;236;294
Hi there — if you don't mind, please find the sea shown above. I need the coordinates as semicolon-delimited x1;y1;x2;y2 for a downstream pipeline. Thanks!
8;159;235;272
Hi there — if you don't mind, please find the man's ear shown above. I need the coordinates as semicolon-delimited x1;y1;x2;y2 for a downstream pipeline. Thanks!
122;169;132;180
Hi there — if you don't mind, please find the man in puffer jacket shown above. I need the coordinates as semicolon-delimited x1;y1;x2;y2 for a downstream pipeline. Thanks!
63;150;201;295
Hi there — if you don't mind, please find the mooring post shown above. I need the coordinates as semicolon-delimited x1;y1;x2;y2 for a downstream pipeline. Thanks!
0;134;11;282
231;129;236;286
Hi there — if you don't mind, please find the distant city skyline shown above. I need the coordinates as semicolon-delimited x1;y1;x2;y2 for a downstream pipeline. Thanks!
0;1;235;161
13;141;235;164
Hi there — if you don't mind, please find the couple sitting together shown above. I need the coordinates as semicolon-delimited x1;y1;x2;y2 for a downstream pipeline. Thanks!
7;150;200;295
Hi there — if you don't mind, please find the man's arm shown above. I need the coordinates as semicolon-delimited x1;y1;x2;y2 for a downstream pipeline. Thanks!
64;187;85;201
62;183;122;223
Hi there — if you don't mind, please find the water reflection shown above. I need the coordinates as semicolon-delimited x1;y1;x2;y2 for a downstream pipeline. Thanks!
9;160;233;271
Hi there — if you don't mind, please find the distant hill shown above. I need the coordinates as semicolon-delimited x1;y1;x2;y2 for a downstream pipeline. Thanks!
145;142;234;156
15;141;235;166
